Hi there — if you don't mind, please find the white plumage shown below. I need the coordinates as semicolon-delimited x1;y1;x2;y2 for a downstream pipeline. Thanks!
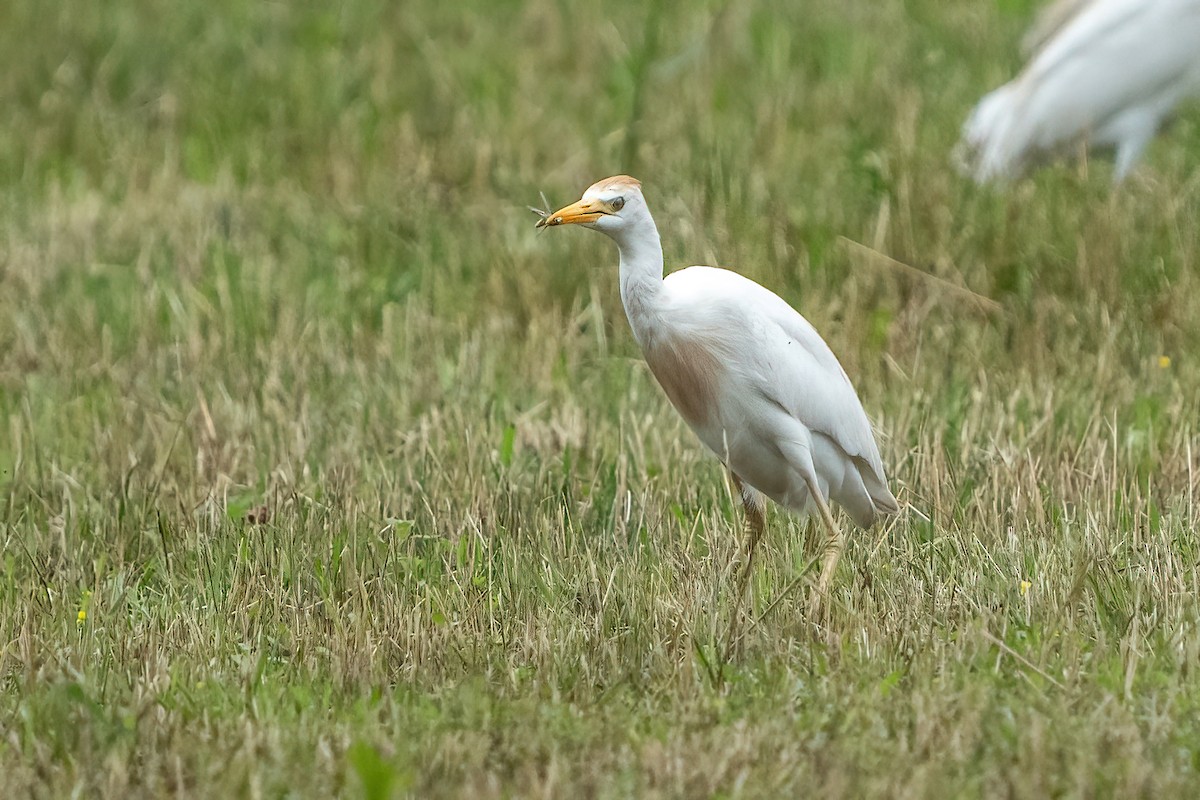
649;265;895;529
959;0;1200;183
537;175;897;613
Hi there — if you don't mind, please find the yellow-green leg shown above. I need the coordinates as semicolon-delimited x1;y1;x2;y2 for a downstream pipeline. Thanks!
724;472;766;661
806;481;844;620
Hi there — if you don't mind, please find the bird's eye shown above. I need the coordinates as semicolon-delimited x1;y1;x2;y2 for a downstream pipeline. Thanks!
610;197;625;211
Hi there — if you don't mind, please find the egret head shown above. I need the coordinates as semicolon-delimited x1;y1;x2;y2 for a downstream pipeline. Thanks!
535;175;646;237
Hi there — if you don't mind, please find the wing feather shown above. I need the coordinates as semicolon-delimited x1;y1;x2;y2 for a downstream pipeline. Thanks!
960;0;1200;181
662;267;888;483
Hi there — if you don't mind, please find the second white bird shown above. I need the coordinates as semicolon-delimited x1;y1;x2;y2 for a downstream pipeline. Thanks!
959;0;1200;183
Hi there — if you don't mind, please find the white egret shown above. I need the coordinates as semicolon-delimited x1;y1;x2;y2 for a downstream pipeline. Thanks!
958;0;1200;183
536;176;899;615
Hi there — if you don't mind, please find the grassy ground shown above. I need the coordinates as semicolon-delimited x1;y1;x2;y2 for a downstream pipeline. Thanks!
3;0;1200;796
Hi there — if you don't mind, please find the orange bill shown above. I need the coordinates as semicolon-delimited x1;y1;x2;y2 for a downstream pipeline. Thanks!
535;198;606;228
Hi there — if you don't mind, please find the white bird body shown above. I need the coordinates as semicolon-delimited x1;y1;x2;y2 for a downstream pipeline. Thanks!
960;0;1200;182
538;176;897;610
635;266;894;528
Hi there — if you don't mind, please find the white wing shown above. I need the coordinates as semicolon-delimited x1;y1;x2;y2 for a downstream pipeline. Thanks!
660;267;889;484
959;0;1200;182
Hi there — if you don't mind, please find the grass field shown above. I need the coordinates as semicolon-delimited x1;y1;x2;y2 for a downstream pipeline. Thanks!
4;0;1200;796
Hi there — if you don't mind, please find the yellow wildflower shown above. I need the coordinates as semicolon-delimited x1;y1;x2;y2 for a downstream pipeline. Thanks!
1158;355;1171;369
1019;580;1032;596
77;589;93;626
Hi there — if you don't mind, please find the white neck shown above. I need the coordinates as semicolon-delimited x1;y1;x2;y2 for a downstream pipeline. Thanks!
609;210;665;347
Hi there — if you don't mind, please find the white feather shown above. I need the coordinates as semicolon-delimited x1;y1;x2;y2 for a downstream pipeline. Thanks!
959;0;1200;182
542;177;898;531
656;266;896;527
